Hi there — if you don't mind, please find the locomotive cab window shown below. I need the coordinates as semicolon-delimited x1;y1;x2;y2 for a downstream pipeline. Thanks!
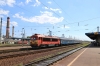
31;37;37;40
33;38;36;40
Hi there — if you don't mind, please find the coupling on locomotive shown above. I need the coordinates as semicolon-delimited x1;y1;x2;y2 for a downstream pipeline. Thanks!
30;34;81;48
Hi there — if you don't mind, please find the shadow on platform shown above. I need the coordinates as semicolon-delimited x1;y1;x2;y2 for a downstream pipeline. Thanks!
88;43;100;48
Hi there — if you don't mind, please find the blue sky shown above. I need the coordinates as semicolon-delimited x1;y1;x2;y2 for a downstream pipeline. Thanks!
0;0;100;41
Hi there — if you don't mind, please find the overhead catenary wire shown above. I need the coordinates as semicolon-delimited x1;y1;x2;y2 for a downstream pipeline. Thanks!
39;0;61;17
91;27;98;32
14;1;67;29
61;17;100;25
10;1;100;32
14;4;37;15
52;0;74;21
51;0;100;27
13;1;100;28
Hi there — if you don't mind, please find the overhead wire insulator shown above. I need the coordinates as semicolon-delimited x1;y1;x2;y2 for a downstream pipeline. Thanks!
78;22;79;26
31;28;32;31
85;24;88;26
64;25;65;28
53;26;54;29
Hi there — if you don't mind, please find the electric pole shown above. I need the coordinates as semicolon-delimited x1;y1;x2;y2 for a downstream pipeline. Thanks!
0;18;2;44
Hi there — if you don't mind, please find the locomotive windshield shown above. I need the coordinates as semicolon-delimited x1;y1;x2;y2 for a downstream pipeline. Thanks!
33;37;36;40
31;36;37;40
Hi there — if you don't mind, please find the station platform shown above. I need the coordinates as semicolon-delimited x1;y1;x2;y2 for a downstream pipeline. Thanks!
51;44;100;66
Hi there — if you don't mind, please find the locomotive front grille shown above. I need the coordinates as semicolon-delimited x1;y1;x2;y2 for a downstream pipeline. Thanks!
30;40;37;44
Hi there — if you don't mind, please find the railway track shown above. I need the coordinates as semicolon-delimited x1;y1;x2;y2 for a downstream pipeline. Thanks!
25;44;90;66
0;45;76;60
25;47;83;66
0;44;88;66
0;45;73;54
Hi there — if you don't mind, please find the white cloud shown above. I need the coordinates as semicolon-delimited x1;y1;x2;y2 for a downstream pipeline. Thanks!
33;0;41;7
0;0;6;6
0;0;15;7
6;0;15;7
2;21;18;27
10;21;18;26
65;26;70;28
44;7;49;9
0;9;9;16
48;1;52;4
13;11;64;24
0;15;4;17
50;8;62;13
18;2;24;6
44;7;62;13
25;0;32;4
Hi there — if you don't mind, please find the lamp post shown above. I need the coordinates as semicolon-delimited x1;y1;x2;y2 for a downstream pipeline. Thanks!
22;28;24;46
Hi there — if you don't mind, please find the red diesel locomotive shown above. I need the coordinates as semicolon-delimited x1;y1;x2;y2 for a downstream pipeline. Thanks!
30;34;60;47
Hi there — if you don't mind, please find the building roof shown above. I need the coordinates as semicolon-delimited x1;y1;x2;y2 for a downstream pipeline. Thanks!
85;32;100;40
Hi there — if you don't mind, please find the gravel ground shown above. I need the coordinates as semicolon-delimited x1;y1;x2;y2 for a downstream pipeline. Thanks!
0;44;82;66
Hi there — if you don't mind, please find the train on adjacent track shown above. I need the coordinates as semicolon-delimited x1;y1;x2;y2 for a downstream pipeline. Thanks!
30;34;81;48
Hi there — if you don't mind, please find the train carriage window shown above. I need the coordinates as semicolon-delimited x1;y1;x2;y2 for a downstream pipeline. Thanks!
52;38;58;41
43;38;50;41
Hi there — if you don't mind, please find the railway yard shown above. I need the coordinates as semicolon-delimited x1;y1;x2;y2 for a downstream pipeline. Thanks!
1;1;100;66
0;32;100;66
0;42;89;66
0;16;98;66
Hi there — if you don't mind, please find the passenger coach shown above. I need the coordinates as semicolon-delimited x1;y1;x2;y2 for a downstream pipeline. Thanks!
60;37;80;45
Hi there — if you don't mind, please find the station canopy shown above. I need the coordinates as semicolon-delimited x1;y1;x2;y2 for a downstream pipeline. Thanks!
85;32;100;40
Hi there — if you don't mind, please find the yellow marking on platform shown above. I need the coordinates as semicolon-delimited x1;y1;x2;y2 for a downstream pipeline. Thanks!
67;48;88;66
